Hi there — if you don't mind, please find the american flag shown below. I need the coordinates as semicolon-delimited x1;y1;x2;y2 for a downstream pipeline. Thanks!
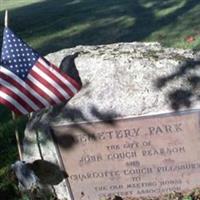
0;27;81;115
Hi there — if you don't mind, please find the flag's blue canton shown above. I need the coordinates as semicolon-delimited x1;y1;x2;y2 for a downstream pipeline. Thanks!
1;28;40;80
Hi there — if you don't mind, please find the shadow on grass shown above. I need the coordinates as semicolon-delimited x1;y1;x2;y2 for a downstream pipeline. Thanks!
0;0;199;55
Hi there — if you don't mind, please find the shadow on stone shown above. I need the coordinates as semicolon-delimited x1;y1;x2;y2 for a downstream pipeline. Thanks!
90;106;117;124
113;196;123;200
155;59;200;88
51;133;78;149
49;106;118;150
29;159;66;185
188;75;200;89
60;52;82;87
11;160;66;187
28;99;118;151
155;58;200;111
168;89;192;110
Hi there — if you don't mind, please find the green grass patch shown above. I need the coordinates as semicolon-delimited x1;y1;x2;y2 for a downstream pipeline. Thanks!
0;0;43;11
0;0;199;55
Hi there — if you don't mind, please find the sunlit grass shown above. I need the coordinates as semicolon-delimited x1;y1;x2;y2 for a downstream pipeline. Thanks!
0;0;44;11
148;1;200;50
155;0;186;17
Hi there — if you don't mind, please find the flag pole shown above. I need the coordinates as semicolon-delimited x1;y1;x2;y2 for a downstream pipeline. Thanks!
12;112;23;160
4;10;23;160
5;10;8;27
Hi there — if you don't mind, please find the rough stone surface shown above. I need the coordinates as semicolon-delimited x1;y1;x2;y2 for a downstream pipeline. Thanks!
23;42;200;199
45;42;200;124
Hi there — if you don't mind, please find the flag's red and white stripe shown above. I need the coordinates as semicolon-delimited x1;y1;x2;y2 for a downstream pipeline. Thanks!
0;58;81;115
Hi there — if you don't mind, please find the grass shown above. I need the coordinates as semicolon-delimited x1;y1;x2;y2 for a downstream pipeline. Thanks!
0;0;200;55
0;0;199;199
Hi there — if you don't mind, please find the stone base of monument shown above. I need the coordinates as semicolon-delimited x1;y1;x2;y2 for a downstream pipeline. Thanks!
23;42;200;200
